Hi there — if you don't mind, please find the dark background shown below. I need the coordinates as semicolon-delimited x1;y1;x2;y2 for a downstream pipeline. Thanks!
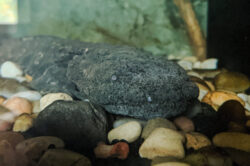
207;0;250;77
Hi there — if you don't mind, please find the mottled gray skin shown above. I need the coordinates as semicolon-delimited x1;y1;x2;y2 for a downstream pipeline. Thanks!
30;100;108;153
0;36;198;119
67;45;198;119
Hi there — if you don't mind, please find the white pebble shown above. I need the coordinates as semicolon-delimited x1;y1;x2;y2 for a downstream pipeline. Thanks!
193;61;201;69
1;61;23;79
200;58;218;70
187;71;203;79
40;93;73;111
32;100;41;113
108;121;142;143
245;103;250;111
177;60;193;70
113;118;147;128
12;90;41;101
182;56;198;63
15;76;28;83
198;89;208;101
237;93;248;102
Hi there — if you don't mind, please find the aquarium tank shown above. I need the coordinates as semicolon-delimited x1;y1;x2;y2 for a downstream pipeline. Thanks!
0;0;249;166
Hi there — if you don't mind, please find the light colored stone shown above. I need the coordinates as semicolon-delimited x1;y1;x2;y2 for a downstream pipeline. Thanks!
196;83;209;101
193;61;201;69
12;90;41;101
3;97;33;116
32;100;41;114
13;113;33;132
244;102;250;111
192;69;224;79
142;118;176;139
113;118;147;128
40;93;73;111
237;93;250;111
182;56;198;63
173;116;195;132
108;121;141;143
199;58;218;70
187;71;203;79
202;90;245;111
177;60;193;70
213;132;250;152
0;61;23;79
153;162;190;166
205;81;215;91
237;93;248;102
214;71;250;93
139;128;185;159
15;76;27;83
185;132;211;150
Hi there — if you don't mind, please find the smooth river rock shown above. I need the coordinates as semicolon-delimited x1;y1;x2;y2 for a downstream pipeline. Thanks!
25;100;109;153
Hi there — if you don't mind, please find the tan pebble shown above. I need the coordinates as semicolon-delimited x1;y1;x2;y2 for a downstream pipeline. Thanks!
173;116;195;132
139;128;185;159
142;118;177;139
32;100;41;114
0;96;6;105
205;81;215;91
185;132;211;150
13;113;33;132
202;91;245;110
213;132;250;152
108;121;141;143
3;97;33;116
214;71;250;93
40;93;73;111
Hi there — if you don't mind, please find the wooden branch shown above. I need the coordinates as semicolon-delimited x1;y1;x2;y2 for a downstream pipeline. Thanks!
173;0;207;61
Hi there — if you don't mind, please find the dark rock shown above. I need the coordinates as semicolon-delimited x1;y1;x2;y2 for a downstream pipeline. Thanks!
217;100;247;126
38;149;91;166
67;42;198;120
184;100;223;138
224;148;250;166
0;36;198;119
25;100;109;154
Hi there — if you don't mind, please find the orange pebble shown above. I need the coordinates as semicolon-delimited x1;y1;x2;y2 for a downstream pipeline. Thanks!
3;97;33;116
